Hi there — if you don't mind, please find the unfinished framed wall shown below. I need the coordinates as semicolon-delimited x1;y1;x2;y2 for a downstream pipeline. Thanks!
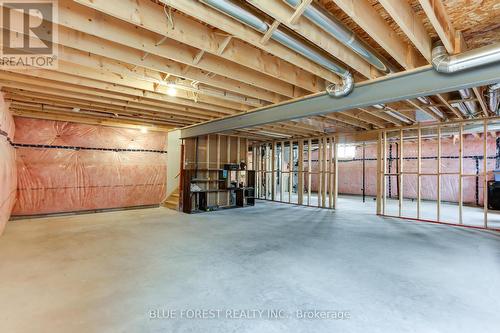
252;137;338;209
377;118;500;231
183;134;249;208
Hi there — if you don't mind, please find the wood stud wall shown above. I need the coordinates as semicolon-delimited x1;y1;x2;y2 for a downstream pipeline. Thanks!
183;134;249;208
377;117;498;230
253;137;339;209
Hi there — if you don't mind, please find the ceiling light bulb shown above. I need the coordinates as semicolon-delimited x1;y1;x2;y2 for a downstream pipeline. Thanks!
167;85;177;96
141;127;148;134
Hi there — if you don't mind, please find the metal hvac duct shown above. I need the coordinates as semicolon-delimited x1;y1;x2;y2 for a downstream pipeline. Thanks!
417;96;445;119
488;83;500;114
451;102;472;118
199;0;353;97
283;0;394;74
431;42;500;117
431;42;500;73
372;104;412;124
458;88;478;116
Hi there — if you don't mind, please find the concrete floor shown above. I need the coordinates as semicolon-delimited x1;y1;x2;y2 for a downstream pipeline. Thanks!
272;192;500;229
1;202;499;333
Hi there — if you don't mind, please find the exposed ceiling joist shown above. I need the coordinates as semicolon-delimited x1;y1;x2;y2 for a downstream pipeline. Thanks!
73;0;325;93
417;0;457;54
246;0;375;79
181;62;500;138
330;0;420;69
160;0;342;84
377;0;432;62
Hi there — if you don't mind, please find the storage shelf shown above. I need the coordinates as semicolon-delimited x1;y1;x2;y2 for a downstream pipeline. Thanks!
191;179;225;182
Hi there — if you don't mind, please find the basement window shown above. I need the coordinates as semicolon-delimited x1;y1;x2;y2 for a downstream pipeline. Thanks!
337;145;356;159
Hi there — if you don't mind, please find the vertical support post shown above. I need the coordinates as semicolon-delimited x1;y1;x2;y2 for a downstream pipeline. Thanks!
289;140;293;203
227;136;231;205
216;134;220;206
437;126;442;221
333;139;339;209
282;141;285;202
377;132;383;215
272;141;276;201
329;137;333;209
318;138;323;207
271;141;277;201
399;129;404;217
484;120;488;228
459;124;463;224
417;126;422;219
268;144;273;199
322;137;328;207
253;145;258;198
206;135;210;202
362;143;366;203
245;138;249;166
298;140;304;205
258;145;262;199
236;137;241;186
308;138;312;206
383;131;387;215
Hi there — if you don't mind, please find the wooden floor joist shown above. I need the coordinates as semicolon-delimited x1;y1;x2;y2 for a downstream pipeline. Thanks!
0;0;494;140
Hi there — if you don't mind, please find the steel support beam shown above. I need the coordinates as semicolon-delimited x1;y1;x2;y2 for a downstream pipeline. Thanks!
181;63;500;138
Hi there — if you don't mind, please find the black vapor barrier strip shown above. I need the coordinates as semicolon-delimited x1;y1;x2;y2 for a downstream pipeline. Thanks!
307;155;500;163
0;129;14;145
11;143;168;154
2;131;167;153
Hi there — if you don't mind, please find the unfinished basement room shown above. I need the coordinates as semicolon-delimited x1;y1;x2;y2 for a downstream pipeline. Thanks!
0;0;499;332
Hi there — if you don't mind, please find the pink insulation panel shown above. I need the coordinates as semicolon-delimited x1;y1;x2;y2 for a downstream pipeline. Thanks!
335;137;496;206
12;118;168;216
0;94;16;234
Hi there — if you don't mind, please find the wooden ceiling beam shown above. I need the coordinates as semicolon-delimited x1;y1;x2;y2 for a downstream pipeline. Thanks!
54;27;281;103
357;107;403;126
11;103;193;128
313;116;359;131
53;44;264;108
5;93;210;124
329;0;420;69
54;59;248;112
406;99;443;121
342;110;387;128
10;102;193;128
323;114;372;130
247;0;374;79
417;0;456;54
378;0;432;62
1;87;223;122
0;78;234;124
435;94;464;119
6;3;298;99
0;69;237;116
161;0;342;85
73;0;324;93
472;87;490;117
12;109;173;132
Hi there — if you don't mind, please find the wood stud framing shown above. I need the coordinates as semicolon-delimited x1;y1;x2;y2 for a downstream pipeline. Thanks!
377;117;498;230
254;136;338;209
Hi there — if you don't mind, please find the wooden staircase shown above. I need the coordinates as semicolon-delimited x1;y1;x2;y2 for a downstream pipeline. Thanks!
163;188;180;210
